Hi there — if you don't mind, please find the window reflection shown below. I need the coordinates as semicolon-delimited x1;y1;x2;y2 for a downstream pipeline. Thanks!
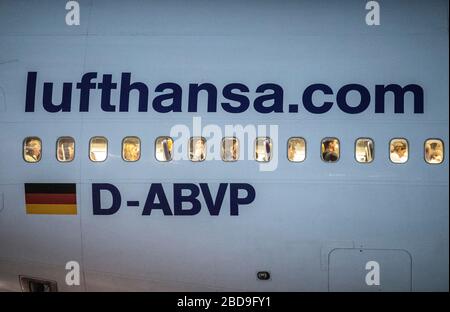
288;137;306;162
89;137;108;162
155;136;174;161
255;137;272;162
355;138;374;163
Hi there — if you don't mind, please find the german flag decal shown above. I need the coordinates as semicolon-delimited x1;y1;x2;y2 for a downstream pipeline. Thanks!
24;183;77;215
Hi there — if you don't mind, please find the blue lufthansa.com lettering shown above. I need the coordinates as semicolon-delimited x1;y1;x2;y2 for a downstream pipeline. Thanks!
92;183;256;216
25;72;424;114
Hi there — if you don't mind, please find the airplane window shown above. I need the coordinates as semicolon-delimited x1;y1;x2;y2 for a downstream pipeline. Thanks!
221;137;239;162
189;137;206;162
122;137;140;162
425;139;444;164
255;137;272;162
355;138;374;163
155;136;174;162
390;138;408;164
287;137;306;162
23;137;42;163
89;136;108;162
321;138;340;162
57;137;75;162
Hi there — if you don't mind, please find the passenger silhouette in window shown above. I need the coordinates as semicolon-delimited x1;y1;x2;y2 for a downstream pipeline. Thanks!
255;137;272;162
288;138;306;162
24;138;41;163
425;140;443;164
189;137;206;161
222;138;239;162
123;138;140;161
57;137;75;162
390;140;408;163
322;139;339;162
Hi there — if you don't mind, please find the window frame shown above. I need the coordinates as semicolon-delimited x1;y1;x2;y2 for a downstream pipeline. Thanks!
287;137;306;163
389;138;409;164
89;136;108;162
320;137;340;163
155;136;174;162
221;137;240;162
354;137;374;164
424;138;445;165
23;136;42;163
121;136;141;162
56;136;75;163
254;137;273;163
188;136;207;162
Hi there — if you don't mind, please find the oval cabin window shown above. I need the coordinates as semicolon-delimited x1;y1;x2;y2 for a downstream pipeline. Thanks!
57;137;75;162
89;136;108;162
23;137;42;163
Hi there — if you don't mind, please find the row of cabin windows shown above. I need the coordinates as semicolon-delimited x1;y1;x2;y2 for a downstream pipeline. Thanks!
23;136;445;165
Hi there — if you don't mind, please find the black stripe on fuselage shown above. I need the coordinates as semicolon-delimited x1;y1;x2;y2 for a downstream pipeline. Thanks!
24;183;76;194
